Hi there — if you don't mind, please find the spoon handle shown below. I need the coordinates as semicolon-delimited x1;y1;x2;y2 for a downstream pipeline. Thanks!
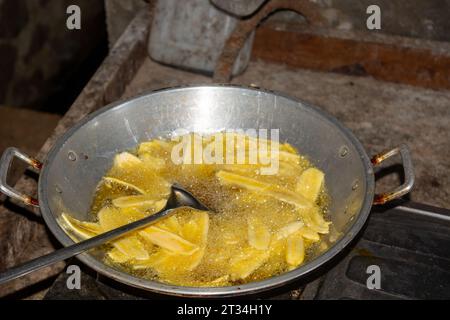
0;207;174;285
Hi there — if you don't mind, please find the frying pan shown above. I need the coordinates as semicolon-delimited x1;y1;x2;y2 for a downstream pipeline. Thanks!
0;85;414;297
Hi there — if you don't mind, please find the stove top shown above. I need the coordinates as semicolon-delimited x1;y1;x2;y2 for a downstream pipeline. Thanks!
44;202;450;300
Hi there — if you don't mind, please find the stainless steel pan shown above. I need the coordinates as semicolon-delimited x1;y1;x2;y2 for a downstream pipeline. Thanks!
0;85;414;297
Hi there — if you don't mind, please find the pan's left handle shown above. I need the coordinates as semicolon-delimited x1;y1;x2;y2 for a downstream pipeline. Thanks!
0;147;42;207
371;144;415;205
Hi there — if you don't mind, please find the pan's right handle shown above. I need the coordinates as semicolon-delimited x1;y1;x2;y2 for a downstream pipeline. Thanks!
0;147;42;207
371;144;415;205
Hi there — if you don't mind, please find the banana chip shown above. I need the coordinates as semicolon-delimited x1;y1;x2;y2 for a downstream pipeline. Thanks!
229;247;270;280
296;167;325;202
139;226;199;255
216;171;313;209
98;206;145;231
247;216;271;250
113;236;149;261
102;177;146;195
112;195;166;212
61;213;102;239
286;233;305;267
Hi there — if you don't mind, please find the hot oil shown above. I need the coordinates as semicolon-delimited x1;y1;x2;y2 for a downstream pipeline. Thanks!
90;134;331;287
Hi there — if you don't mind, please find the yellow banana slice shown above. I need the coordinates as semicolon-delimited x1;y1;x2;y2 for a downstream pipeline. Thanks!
279;150;301;164
112;195;166;212
296;206;330;234
139;153;166;170
275;221;304;240
229;247;270;280
98;206;145;231
61;213;102;239
296;167;325;202
280;143;298;154
179;210;210;246
132;249;172;270
139;226;199;255
113;152;142;169
158;215;181;234
113;236;149;261
207;275;230;286
107;247;131;263
137;140;172;158
247;216;271;250
135;248;206;274
298;227;320;241
286;233;305;267
102;177;146;195
107;151;171;197
216;171;313;209
135;210;210;274
310;207;331;234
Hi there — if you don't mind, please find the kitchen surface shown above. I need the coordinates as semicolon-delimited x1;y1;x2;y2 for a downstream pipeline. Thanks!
40;54;450;300
0;0;449;301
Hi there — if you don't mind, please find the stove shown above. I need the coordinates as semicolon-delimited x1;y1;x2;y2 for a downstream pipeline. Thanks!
44;201;450;300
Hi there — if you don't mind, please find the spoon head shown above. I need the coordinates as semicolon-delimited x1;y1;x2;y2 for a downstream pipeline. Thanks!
166;184;211;212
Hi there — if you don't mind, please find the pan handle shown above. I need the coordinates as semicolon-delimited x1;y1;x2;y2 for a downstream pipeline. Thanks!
0;147;42;207
371;144;415;205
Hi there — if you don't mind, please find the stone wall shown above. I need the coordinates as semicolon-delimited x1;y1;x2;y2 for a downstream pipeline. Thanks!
0;0;106;111
275;0;450;42
104;0;148;47
104;0;450;47
2;0;448;110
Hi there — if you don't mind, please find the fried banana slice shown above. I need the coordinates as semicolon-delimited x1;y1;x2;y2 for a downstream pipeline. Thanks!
296;167;324;202
216;170;313;209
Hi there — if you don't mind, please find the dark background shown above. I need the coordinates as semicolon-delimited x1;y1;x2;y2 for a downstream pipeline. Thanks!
0;0;107;114
1;0;449;114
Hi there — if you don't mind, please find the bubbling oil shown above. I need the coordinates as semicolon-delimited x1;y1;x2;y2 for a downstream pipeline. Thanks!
90;134;331;287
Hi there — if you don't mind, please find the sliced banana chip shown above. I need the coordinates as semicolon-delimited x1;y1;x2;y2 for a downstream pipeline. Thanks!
158;215;181;234
296;206;330;234
137;140;172;158
113;152;142;169
98;206;145;231
112;195;166;211
107;153;171;196
286;233;305;267
132;249;172;270
216;171;313;209
280;143;298;154
61;213;102;239
102;177;146;195
279;150;301;164
229;247;270;280
296;167;325;202
179;210;210;246
113;236;149;261
298;227;320;241
107;247;131;263
139;153;166;170
247;216;271;250
207;275;230;286
137;247;206;274
275;221;304;240
139;226;199;255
